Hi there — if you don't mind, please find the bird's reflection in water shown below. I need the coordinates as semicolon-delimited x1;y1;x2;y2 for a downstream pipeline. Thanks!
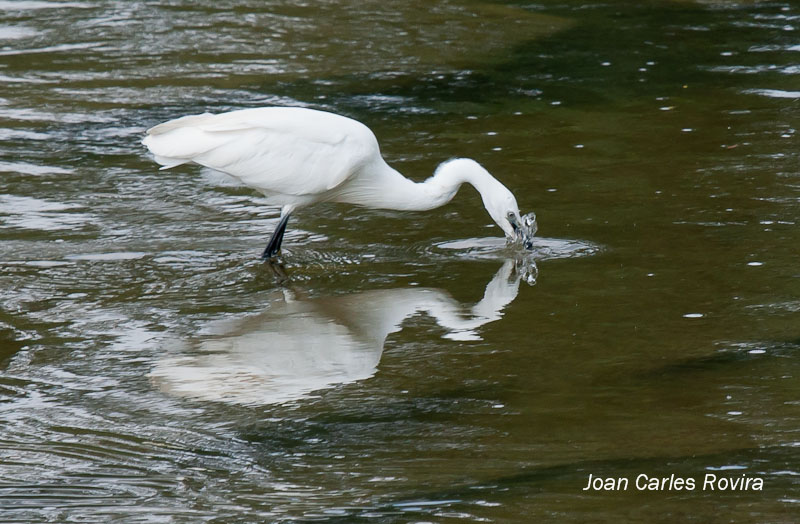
150;258;535;406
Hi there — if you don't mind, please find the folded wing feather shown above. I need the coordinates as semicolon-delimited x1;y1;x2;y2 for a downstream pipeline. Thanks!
142;107;380;197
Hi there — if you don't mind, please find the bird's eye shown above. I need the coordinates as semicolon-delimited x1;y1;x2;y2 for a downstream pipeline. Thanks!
507;212;520;231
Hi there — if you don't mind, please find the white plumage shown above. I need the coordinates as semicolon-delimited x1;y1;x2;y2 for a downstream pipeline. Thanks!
143;106;534;258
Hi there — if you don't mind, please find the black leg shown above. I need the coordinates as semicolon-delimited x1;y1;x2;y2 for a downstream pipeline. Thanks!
261;212;292;260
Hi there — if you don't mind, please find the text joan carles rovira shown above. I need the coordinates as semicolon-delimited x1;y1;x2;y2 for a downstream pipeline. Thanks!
582;473;763;492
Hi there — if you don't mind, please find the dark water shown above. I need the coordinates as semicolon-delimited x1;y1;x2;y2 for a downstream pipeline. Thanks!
1;1;798;522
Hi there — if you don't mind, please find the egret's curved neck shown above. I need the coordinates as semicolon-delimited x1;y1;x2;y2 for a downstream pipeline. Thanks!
423;158;503;209
339;157;501;212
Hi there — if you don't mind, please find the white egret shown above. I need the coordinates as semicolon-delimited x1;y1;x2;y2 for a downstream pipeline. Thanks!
142;107;535;259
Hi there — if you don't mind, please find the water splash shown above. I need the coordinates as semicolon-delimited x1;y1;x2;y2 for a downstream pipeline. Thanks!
510;211;538;249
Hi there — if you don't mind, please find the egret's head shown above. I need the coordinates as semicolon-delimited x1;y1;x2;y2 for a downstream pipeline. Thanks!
482;183;537;249
438;158;536;249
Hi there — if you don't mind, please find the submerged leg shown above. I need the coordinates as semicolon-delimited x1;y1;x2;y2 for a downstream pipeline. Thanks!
261;210;292;260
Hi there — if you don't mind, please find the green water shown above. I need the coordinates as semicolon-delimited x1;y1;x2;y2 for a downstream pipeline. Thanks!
1;1;798;522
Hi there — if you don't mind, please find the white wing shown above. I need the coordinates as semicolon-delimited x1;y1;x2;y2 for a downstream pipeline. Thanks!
142;107;380;197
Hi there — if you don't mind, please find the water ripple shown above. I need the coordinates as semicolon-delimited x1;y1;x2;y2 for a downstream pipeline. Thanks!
1;1;799;521
434;235;602;261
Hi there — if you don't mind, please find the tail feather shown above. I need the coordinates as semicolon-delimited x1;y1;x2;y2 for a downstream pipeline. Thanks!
146;112;213;136
143;112;237;168
152;154;189;170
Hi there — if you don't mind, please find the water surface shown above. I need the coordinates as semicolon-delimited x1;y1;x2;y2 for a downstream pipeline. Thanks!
1;0;798;522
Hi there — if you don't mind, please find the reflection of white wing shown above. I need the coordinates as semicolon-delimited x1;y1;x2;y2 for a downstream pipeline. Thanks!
150;259;529;406
142;107;380;197
152;306;380;406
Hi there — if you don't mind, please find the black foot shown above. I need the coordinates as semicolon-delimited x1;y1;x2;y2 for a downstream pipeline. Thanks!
261;212;291;260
